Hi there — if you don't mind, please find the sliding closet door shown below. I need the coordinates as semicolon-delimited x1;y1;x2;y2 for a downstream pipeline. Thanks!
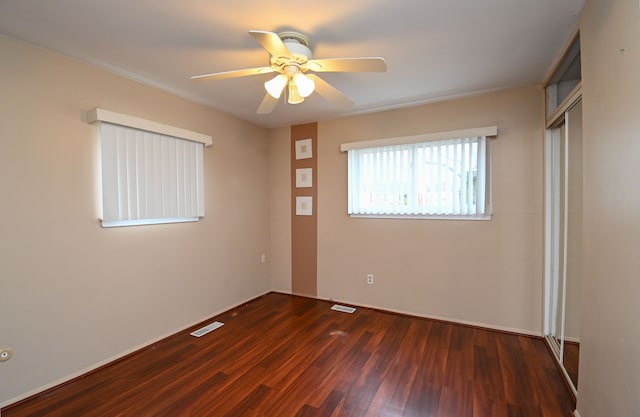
563;100;582;387
544;99;582;394
546;119;566;355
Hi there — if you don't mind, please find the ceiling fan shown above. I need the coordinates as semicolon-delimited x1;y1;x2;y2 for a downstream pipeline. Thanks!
191;30;387;114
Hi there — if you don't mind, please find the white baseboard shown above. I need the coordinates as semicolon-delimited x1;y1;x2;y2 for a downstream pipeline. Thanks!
321;295;542;337
1;291;270;409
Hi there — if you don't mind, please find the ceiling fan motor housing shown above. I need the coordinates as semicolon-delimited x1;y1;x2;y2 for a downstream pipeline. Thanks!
270;31;312;69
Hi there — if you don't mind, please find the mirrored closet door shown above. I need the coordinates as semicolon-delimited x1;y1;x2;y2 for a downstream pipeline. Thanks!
545;99;582;393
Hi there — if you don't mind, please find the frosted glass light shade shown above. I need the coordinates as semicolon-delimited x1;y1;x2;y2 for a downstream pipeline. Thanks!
288;82;304;104
264;74;288;98
293;73;315;97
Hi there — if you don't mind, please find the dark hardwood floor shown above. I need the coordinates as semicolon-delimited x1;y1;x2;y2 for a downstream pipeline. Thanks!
563;341;580;389
3;293;575;417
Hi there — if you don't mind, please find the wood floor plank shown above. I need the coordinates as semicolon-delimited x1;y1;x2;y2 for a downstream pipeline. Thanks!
2;293;575;417
562;342;579;389
496;333;540;408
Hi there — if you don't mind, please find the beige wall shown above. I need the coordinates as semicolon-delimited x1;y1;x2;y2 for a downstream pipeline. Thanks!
316;87;545;334
0;36;271;405
578;0;640;415
268;127;292;293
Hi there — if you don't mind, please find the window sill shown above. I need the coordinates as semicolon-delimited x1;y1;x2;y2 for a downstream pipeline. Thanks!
348;214;492;221
101;217;200;228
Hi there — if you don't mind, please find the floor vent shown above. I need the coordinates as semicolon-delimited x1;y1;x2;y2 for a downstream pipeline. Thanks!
331;304;356;314
190;321;224;337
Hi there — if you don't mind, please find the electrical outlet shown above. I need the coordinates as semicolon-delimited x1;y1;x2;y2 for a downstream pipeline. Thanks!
367;274;374;285
261;253;267;263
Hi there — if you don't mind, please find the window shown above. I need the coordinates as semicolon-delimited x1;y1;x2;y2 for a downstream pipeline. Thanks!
544;31;581;124
88;108;212;227
341;127;496;219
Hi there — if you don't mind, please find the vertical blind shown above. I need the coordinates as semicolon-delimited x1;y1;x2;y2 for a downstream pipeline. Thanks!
347;136;488;217
100;122;205;227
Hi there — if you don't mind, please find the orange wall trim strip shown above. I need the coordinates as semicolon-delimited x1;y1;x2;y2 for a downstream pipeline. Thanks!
290;123;318;297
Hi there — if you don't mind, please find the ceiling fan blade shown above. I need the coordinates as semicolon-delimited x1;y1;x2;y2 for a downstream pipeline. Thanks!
305;57;387;73
191;66;274;81
307;74;353;108
248;30;291;59
257;93;279;114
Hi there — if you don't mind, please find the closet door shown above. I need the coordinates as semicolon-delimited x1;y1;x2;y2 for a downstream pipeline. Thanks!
544;99;582;394
543;28;582;396
563;100;582;388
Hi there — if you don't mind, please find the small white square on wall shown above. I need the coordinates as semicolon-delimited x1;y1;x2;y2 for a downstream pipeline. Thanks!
296;168;313;188
295;138;312;160
296;196;313;216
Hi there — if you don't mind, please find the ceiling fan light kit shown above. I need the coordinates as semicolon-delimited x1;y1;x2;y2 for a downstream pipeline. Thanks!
264;65;316;101
191;30;387;114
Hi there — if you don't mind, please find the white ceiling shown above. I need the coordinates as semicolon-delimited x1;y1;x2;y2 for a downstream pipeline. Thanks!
0;0;584;128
